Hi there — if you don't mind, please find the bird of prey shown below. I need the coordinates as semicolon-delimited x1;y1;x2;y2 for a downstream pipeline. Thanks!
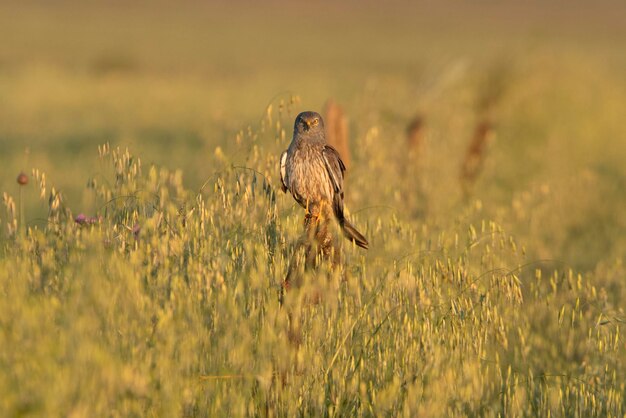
280;111;368;249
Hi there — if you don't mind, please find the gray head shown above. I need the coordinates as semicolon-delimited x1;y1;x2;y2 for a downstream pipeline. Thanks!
293;111;325;140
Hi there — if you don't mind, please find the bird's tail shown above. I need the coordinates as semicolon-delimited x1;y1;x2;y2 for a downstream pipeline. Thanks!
340;218;369;249
331;192;368;249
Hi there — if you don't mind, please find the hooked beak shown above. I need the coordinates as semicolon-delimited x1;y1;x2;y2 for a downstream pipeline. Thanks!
303;121;311;131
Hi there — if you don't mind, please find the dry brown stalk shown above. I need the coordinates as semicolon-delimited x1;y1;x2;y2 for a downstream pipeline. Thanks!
323;99;350;168
406;115;425;156
281;204;341;345
460;119;495;197
283;203;340;292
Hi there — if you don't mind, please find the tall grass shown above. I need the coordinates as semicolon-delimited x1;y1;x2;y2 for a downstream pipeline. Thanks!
1;113;624;415
1;1;625;416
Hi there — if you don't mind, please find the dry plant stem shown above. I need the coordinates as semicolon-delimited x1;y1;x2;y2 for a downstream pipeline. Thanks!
324;100;350;169
283;204;340;292
406;115;425;156
18;187;25;237
283;204;341;346
460;119;495;198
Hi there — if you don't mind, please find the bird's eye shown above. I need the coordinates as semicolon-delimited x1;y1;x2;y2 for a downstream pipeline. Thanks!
312;118;319;125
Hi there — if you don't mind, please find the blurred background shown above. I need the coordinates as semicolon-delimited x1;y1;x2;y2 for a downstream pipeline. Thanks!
1;0;625;272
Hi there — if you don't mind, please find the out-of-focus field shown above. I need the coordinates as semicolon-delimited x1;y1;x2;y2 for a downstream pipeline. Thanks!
1;1;625;416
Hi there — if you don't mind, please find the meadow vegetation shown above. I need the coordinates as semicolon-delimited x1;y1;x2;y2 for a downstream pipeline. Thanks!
1;1;625;416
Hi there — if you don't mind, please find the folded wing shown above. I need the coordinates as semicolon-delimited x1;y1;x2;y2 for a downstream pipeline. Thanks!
279;150;288;193
322;145;347;219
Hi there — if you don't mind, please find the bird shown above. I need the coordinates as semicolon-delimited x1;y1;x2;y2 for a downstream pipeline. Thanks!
280;111;368;249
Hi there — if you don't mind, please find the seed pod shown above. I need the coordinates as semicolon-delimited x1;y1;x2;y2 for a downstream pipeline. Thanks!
17;172;29;186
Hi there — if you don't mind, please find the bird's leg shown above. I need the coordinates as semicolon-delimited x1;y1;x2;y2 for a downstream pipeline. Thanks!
302;201;315;252
303;200;320;230
303;199;309;224
304;200;322;225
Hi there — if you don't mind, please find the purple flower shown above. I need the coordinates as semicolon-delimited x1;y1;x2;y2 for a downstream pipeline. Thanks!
75;213;101;226
132;223;141;238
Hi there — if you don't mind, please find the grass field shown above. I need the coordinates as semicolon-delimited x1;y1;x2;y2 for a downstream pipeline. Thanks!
1;1;625;416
